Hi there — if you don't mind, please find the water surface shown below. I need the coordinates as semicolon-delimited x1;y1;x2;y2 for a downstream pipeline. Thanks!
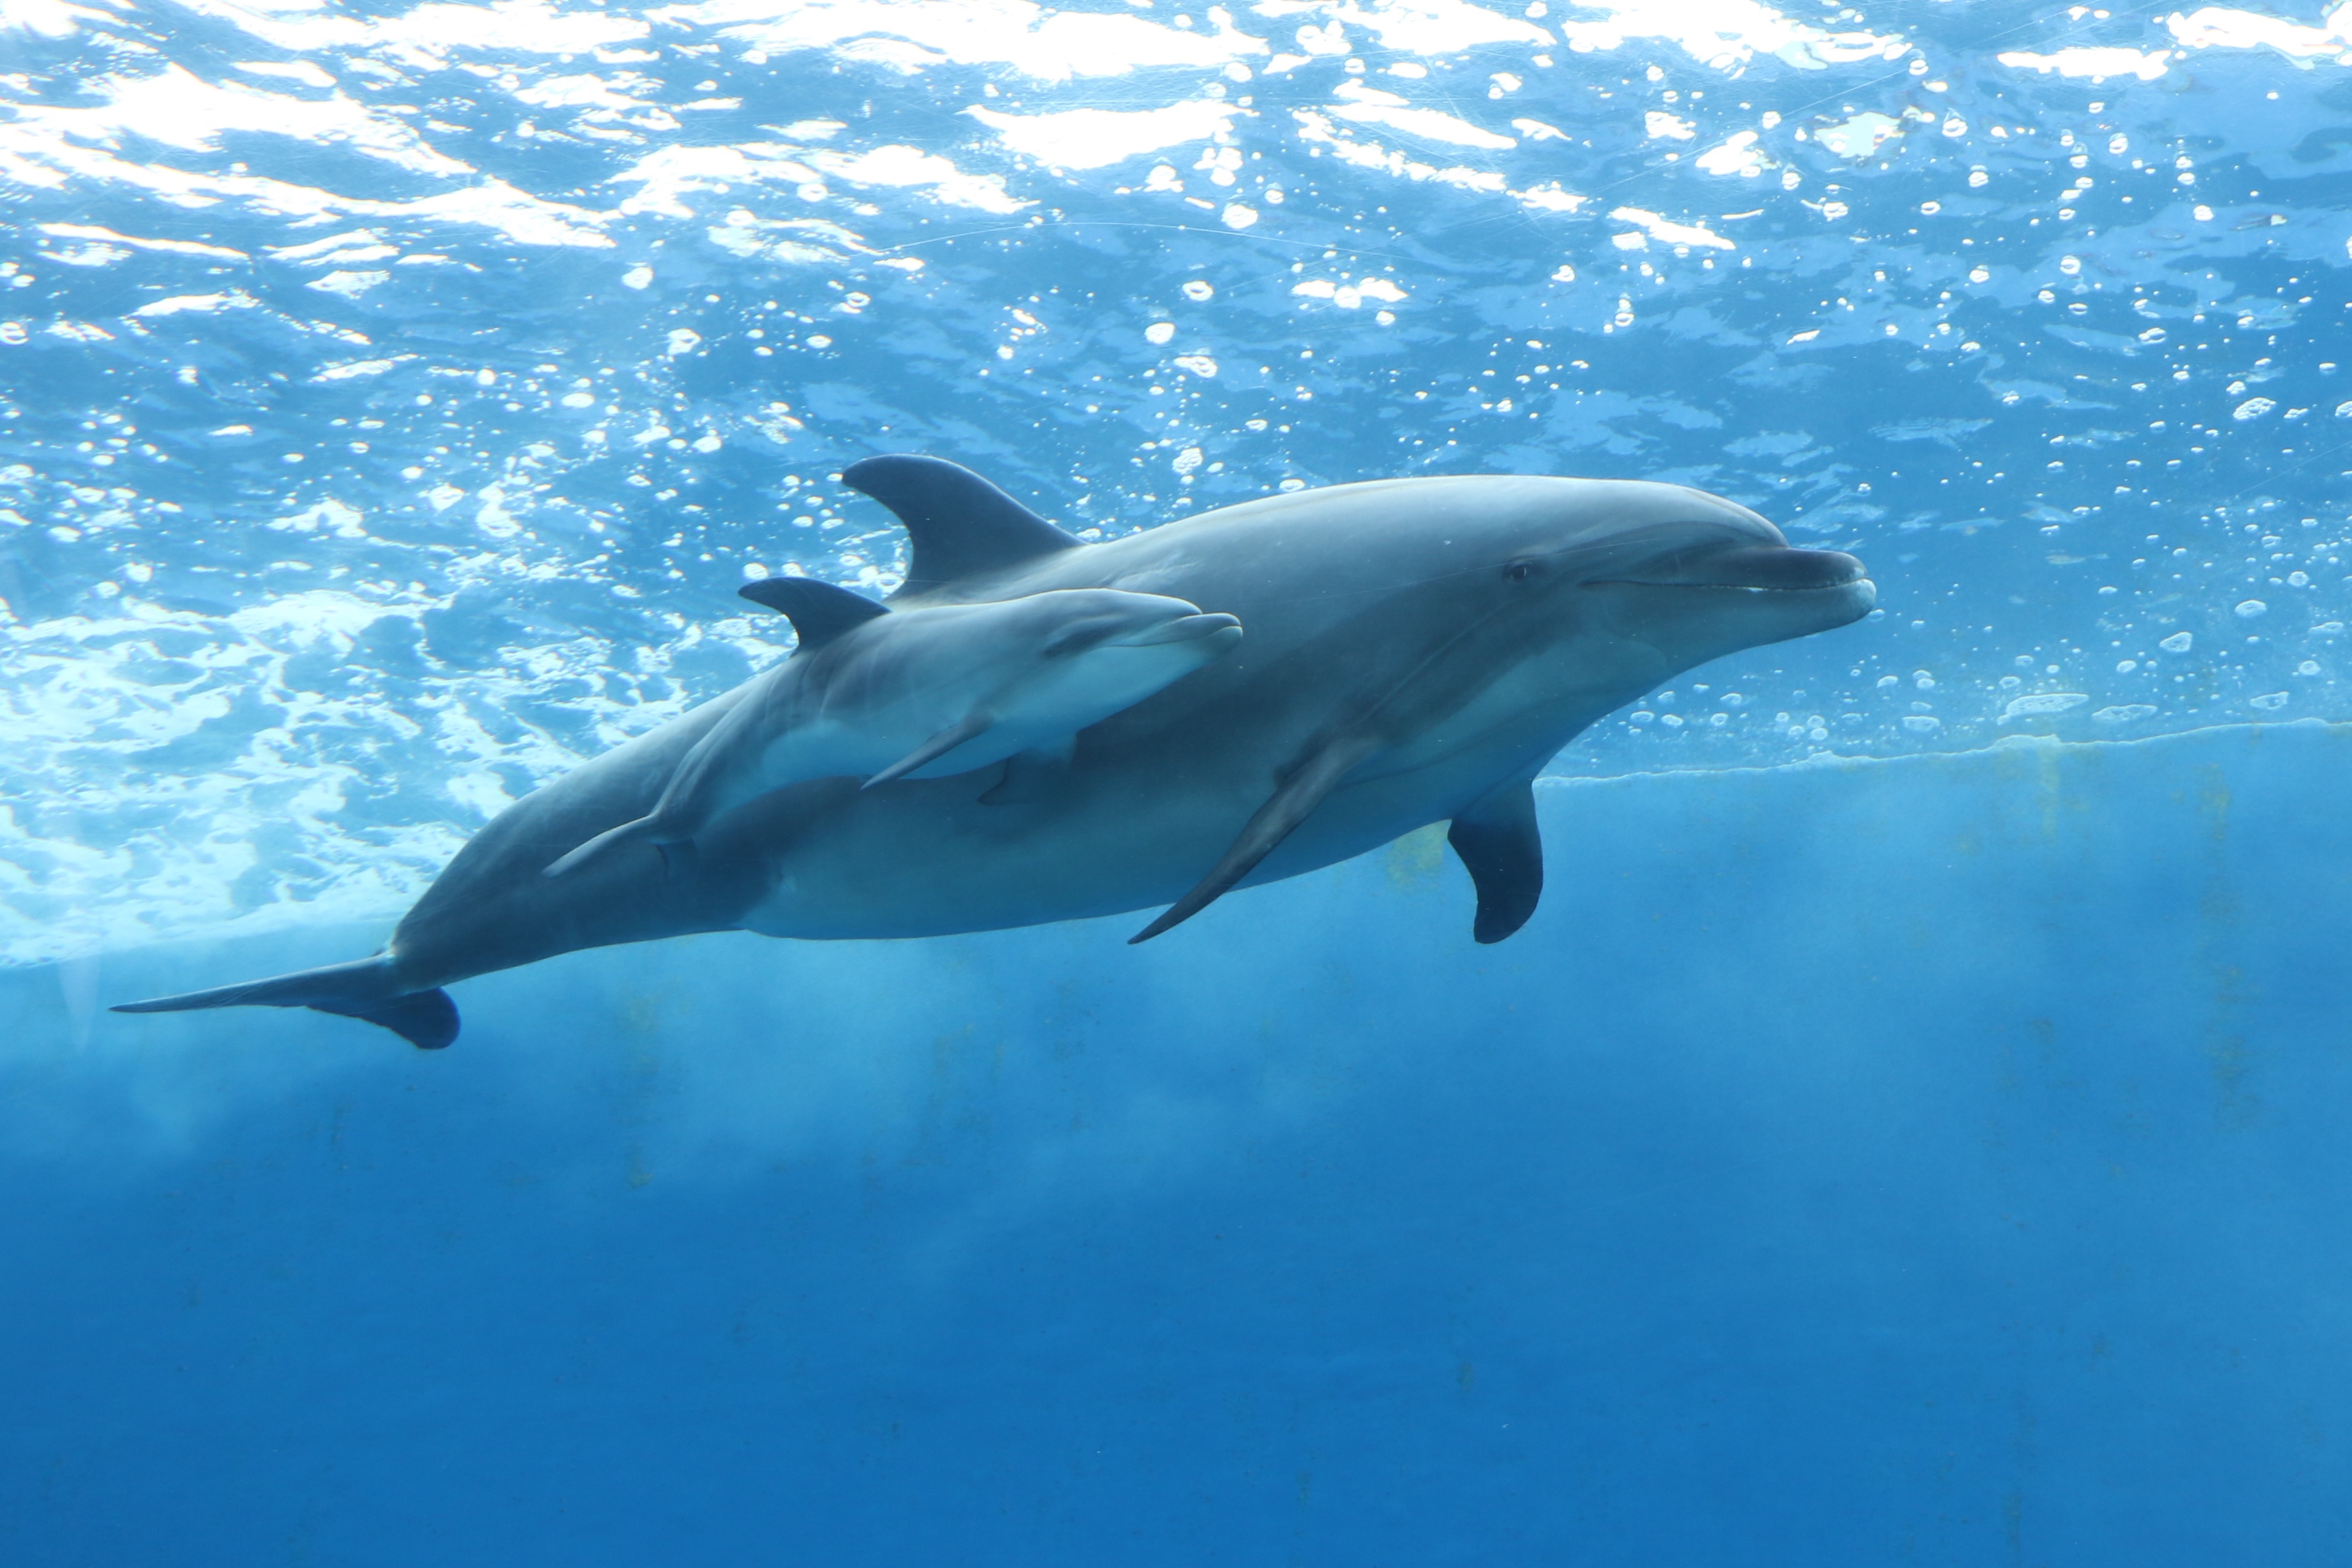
6;0;2350;958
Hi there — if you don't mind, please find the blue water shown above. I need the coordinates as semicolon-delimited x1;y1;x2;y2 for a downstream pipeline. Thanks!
6;0;2352;1559
12;724;2352;1562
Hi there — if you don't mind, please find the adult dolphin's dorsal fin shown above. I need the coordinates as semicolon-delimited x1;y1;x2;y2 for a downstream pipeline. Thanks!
738;577;889;649
1130;731;1382;944
843;454;1084;595
1446;778;1543;943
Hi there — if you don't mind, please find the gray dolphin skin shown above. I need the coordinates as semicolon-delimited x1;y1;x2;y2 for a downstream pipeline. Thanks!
112;454;1876;1049
541;585;1243;880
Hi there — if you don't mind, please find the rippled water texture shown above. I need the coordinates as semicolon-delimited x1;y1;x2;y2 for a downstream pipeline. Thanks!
3;0;2350;961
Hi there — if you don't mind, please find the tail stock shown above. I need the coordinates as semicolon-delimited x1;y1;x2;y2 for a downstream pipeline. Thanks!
111;955;459;1051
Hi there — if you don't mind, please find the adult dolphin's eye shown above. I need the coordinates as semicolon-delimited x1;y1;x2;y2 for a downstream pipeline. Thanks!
1505;560;1537;582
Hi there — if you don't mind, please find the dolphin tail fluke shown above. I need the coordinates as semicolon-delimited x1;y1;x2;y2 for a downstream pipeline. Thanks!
542;816;655;879
1131;732;1382;944
111;956;459;1051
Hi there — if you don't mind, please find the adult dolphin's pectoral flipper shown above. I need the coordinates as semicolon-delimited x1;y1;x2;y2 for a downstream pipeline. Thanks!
1131;572;1543;944
539;688;765;880
1129;731;1384;944
1445;777;1543;944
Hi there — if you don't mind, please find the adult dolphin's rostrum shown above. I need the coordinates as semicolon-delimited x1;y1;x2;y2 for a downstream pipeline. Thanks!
115;456;1876;1049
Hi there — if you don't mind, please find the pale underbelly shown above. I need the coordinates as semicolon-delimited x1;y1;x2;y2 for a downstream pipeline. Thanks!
733;727;1560;943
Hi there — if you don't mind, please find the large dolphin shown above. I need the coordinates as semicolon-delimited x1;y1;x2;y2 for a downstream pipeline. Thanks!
543;582;1242;879
114;455;1876;1049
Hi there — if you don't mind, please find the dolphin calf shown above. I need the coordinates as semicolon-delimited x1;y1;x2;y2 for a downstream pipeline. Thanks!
113;454;1876;1049
543;582;1242;879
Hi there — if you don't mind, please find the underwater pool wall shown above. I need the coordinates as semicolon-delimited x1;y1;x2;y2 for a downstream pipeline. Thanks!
6;721;2350;1565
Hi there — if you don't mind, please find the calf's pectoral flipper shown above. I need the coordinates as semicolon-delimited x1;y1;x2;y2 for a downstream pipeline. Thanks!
1130;732;1382;944
547;579;889;879
863;710;994;790
1446;777;1543;943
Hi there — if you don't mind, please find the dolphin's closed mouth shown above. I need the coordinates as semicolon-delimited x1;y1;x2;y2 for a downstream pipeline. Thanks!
1595;544;1868;592
1116;612;1244;646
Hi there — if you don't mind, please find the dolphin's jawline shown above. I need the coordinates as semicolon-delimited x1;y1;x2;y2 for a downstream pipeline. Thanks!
1590;580;1868;594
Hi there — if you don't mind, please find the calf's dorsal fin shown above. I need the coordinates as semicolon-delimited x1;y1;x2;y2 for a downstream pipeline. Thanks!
738;576;889;649
843;453;1084;595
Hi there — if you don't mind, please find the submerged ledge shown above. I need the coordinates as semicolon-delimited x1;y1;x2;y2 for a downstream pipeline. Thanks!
9;718;2346;975
1542;715;2351;790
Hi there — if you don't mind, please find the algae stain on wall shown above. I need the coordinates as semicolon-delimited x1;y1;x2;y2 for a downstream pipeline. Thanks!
2193;764;2232;847
617;982;692;1038
1383;823;1448;893
2185;762;2258;1128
